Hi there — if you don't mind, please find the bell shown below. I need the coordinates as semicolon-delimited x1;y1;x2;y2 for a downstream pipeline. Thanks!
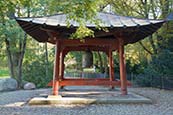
82;50;93;68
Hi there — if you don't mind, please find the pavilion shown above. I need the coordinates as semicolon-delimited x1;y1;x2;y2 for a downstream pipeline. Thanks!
16;12;168;95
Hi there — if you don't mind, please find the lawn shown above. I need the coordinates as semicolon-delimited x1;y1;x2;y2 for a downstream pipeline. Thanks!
0;69;9;78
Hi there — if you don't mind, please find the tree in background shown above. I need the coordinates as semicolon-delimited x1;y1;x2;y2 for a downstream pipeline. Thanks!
0;0;28;88
0;0;52;87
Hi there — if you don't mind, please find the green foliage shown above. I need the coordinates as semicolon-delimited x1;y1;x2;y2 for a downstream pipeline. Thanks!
0;48;8;68
0;69;9;77
135;74;152;87
22;39;55;88
1;19;25;46
48;0;103;39
71;25;94;39
23;52;53;88
65;51;82;70
0;0;16;21
150;50;173;76
134;19;173;87
135;50;173;87
93;52;108;73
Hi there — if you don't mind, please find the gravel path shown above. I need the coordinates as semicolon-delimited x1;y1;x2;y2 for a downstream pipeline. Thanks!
0;88;173;115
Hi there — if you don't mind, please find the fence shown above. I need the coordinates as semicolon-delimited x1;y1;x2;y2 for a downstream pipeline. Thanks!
150;76;173;90
64;71;108;79
64;71;173;90
129;74;173;90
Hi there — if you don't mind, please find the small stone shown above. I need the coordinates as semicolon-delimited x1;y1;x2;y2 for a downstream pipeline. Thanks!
23;82;36;90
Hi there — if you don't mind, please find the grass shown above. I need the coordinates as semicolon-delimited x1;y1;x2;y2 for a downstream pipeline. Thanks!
0;69;10;78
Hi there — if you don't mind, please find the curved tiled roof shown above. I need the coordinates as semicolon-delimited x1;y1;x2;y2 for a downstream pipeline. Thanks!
16;12;166;44
17;12;165;27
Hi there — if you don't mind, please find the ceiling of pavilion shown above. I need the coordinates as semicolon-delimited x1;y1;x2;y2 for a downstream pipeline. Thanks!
16;12;166;45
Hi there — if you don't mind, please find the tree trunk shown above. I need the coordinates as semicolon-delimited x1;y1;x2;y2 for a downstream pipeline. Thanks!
4;6;29;88
139;41;153;55
17;33;27;88
139;0;158;55
149;35;157;54
5;38;15;78
97;51;104;73
160;0;169;18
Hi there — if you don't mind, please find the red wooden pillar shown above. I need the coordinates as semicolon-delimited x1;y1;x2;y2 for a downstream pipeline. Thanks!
118;38;127;95
52;39;61;95
59;49;65;89
61;54;65;80
62;50;69;79
59;50;64;80
108;50;115;89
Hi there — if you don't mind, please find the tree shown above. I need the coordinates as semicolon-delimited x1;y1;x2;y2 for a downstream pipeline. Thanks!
0;0;46;87
0;1;26;87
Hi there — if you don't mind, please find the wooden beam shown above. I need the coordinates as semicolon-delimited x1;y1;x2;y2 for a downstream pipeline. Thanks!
41;27;59;44
61;38;118;50
59;80;120;86
48;79;132;86
64;46;110;53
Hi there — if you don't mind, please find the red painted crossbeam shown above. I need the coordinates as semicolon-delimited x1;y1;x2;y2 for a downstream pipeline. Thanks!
48;79;131;86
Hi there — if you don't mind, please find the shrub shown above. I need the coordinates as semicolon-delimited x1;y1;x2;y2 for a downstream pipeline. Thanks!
23;60;53;88
134;50;173;88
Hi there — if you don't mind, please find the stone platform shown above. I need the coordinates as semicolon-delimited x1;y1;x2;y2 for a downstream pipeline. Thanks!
28;86;152;105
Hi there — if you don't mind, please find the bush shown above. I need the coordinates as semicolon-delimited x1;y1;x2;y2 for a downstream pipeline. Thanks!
23;60;53;88
134;50;173;88
134;74;152;87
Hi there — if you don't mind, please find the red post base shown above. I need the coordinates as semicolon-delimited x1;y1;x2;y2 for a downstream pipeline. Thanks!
110;86;115;90
121;88;127;95
52;81;59;95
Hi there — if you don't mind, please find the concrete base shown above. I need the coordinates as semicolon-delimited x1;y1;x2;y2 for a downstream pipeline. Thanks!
28;87;152;105
47;95;62;99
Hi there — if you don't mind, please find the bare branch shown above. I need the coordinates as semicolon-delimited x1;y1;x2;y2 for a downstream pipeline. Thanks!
139;41;153;55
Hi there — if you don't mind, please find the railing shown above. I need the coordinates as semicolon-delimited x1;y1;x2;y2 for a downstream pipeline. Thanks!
150;76;173;90
64;71;108;79
128;74;173;90
64;72;173;89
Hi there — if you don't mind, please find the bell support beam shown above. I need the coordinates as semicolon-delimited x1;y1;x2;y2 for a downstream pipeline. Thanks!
118;38;128;95
61;38;118;50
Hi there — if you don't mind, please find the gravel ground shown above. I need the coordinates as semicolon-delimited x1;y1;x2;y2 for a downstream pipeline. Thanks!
0;87;173;115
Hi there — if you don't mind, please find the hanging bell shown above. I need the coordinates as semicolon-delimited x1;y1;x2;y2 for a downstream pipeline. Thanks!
82;50;93;68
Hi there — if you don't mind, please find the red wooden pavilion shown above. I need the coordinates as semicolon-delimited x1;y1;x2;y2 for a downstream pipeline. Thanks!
16;12;167;95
